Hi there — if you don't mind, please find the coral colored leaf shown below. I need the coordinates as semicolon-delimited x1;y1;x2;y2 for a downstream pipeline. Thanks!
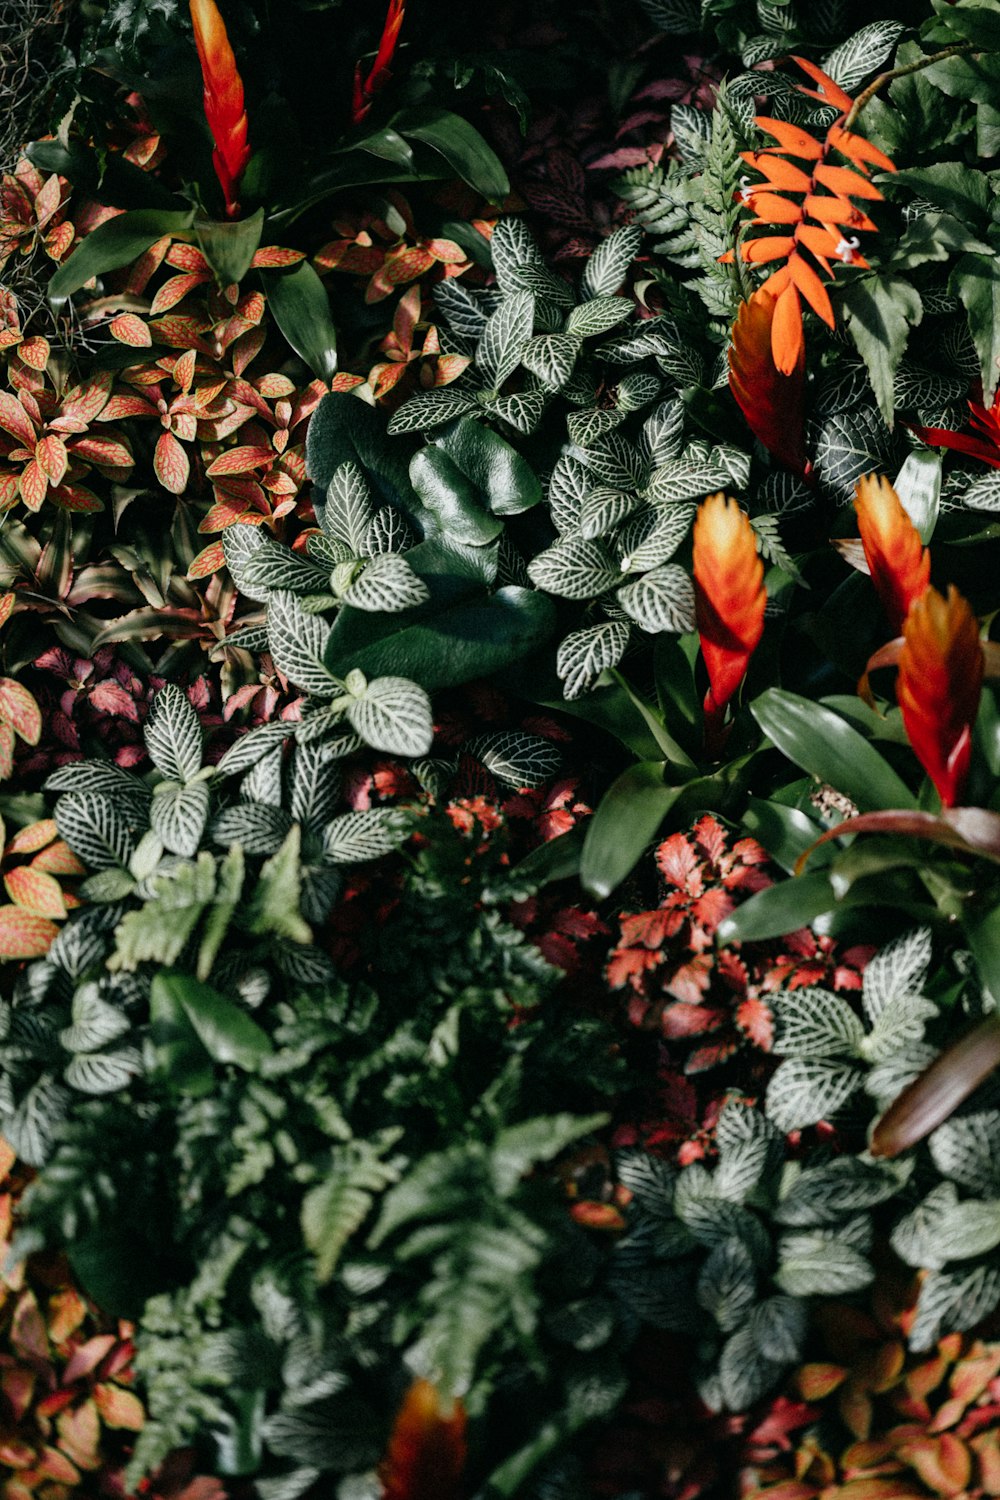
0;905;60;958
19;459;48;511
250;246;306;267
6;818;56;855
898;586;983;808
0;390;37;447
4;866;67;918
93;1384;145;1430
32;840;85;876
380;1379;467;1500
50;482;103;513
154;430;191;494
70;435;133;468
109;313;152;346
188;540;227;577
0;677;41;743
0;594;15;628
19;335;50;370
728;290;807;474
754;117;825;159
205;444;272;476
796;1362;848;1400
854;473;930;634
35;434;68;486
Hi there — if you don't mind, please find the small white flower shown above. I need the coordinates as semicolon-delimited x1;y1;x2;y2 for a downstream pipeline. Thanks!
835;235;861;263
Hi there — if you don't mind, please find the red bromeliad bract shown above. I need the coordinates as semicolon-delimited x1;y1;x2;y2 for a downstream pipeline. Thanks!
379;1378;467;1500
352;0;407;126
853;472;930;635
692;493;766;753
897;585;983;809
190;0;251;218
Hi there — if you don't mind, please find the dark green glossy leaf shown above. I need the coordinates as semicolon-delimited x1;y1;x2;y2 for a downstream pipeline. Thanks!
48;209;196;308
393;107;510;201
435;417;541;515
307;391;415;521
409;446;503;546
716;873;839;945
751;689;916;811
260;261;338;382
194;209;265;286
326;585;555;690
157;970;272;1072
581;761;678;900
741;798;828;876
27;139;179;209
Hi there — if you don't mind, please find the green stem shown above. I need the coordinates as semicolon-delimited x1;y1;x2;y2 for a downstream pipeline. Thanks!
842;41;978;131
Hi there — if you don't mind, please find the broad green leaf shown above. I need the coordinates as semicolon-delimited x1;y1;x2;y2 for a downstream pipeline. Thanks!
345;676;433;757
951;251;1000;405
409;446;504;546
27;138;178;209
326;584;554;690
716;872;839;945
194;209;265;286
581;761;678;899
434;417;541;515
740;798;826;875
145;683;204;783
261;261;338;383
48;208;195;308
393;107;509;200
841;275;922;427
750;690;917;811
308;392;415;520
159;970;271;1071
150;781;210;859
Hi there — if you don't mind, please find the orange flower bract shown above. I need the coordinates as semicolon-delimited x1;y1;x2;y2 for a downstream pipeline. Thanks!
728;289;807;476
379;1378;467;1500
693;494;766;748
190;0;251;218
854;473;930;634
898;585;983;808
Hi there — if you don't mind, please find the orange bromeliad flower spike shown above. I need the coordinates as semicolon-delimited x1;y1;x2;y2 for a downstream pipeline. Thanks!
379;1378;467;1500
854;473;930;635
693;493;766;754
897;585;983;808
190;0;251;219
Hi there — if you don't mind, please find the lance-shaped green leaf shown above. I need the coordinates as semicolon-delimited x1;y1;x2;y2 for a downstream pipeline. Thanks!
751;690;917;811
261;261;338;383
48;208;195;308
581;761;680;900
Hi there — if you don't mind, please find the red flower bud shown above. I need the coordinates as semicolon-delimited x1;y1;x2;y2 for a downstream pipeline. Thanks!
854;472;930;635
190;0;251;218
898;585;983;807
380;1378;467;1500
693;493;766;752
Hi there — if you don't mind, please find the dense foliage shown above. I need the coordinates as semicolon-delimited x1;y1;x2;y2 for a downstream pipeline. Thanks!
3;1;1000;1498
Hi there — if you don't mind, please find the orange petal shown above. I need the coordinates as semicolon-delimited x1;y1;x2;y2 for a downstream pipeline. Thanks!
791;56;855;114
741;152;813;192
854;473;930;634
803;196;878;232
813;163;884;200
772;283;804;375
753;117;825;159
742;235;796;264
788;253;835;328
827;125;897;176
898;585;983;807
749;192;805;224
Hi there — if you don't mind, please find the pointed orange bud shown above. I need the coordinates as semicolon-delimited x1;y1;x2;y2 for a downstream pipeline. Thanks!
853;473;930;634
728;289;806;475
898;586;983;808
379;1379;467;1500
693;494;766;751
190;0;251;218
352;0;407;125
771;282;804;375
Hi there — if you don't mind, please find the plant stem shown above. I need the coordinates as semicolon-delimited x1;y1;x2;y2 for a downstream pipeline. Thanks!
842;41;978;131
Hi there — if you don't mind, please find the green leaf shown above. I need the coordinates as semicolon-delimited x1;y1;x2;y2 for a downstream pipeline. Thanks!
150;781;210;859
55;792;136;871
750;690;917;811
302;1139;402;1283
156;971;272;1071
582;225;643;298
266;591;338;698
909;1264;1000;1351
740;798;826;876
324;461;375;554
393;107;509;201
951;251;1000;406
617;563;696;635
716;873;839;946
528;538;622;600
409;446;504;546
841;275;923;427
260;261;338;383
343;554;430;612
434;417;541;515
776;1158;902;1227
477;291;534;387
345;676;433;757
194;209;265;286
27;138;179;209
322;809;408;864
325;584;555;691
245;827;312;943
557;621;631;701
307;392;413;517
47;208;195;308
697;1237;757;1333
145;683;204;783
64;1049;143;1095
774;989;865;1059
889;164;991;231
776;1238;873;1297
566;297;633;339
581;762;678;899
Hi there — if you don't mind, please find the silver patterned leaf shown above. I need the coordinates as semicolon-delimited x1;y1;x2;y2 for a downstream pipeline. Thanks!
343;554;430;613
145;683;203;783
617;563;696;634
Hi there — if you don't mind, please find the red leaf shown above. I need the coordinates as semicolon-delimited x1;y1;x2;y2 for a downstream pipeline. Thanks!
109;313;153;347
379;1378;466;1500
